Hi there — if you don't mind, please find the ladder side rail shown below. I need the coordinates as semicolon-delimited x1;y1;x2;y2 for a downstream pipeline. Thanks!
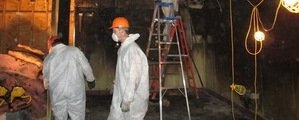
175;25;192;120
177;18;198;97
157;3;164;120
160;23;176;64
146;4;160;56
159;3;175;120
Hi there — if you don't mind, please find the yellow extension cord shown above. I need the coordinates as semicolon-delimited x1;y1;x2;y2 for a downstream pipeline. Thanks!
229;0;282;120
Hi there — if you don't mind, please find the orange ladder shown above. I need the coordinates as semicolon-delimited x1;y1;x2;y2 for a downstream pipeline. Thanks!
146;1;195;120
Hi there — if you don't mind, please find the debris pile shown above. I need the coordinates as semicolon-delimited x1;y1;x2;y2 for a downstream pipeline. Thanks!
0;44;46;119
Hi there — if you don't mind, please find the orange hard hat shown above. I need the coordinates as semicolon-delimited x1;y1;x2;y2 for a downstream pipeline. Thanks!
110;17;129;29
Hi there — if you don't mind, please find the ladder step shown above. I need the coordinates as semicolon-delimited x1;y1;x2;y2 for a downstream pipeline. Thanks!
149;61;181;64
155;16;179;23
152;33;169;36
160;42;177;44
161;61;181;64
156;18;176;23
167;54;188;57
159;2;174;7
163;16;177;21
148;48;168;51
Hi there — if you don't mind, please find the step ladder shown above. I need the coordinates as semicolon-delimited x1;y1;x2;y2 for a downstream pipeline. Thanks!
146;1;196;120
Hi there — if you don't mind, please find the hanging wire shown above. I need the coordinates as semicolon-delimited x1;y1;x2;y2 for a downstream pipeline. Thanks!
259;0;282;32
216;0;223;12
254;40;258;120
244;7;263;55
244;0;283;119
228;0;236;119
230;0;283;119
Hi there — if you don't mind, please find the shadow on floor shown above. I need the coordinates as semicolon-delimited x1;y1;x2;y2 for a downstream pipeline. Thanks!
86;89;262;120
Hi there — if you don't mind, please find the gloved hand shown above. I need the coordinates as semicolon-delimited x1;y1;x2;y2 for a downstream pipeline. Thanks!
120;101;131;112
87;81;95;89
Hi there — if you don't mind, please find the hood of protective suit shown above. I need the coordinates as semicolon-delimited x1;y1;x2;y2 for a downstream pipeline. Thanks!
121;33;140;47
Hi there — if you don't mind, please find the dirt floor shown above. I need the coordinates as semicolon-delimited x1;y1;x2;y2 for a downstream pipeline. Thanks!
85;89;260;120
2;89;261;120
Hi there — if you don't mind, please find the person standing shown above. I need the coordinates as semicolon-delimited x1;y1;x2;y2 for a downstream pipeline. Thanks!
43;36;95;120
107;17;149;120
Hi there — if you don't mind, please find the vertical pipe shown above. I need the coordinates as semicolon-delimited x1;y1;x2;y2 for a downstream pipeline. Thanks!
70;0;75;46
30;0;35;45
78;13;83;33
51;0;59;36
157;4;163;120
1;0;6;52
45;0;49;38
57;0;70;45
17;0;21;44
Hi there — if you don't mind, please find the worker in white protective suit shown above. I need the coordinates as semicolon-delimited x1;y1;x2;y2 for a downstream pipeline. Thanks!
43;36;95;120
107;17;149;120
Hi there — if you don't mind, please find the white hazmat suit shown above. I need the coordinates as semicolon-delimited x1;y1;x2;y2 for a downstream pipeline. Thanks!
107;34;149;120
43;44;95;120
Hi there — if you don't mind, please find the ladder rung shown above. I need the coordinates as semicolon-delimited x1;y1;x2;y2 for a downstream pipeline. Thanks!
167;54;188;57
148;48;168;51
159;2;174;7
161;87;189;91
149;61;181;64
155;16;179;23
152;33;169;36
160;42;177;44
163;17;177;21
160;61;181;64
157;19;176;23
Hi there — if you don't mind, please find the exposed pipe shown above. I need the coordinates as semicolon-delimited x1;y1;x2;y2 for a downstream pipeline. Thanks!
78;13;83;33
17;0;21;44
1;0;6;52
30;0;35;45
190;54;204;88
45;0;49;39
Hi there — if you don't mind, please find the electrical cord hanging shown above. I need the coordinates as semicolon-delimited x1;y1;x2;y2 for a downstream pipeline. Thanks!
228;0;236;119
259;0;282;32
244;1;264;120
254;40;258;120
244;7;263;55
230;0;283;119
245;0;282;55
244;0;282;119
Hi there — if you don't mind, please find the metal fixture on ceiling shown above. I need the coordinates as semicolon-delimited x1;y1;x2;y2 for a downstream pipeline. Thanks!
77;0;97;17
76;0;98;33
78;13;83;32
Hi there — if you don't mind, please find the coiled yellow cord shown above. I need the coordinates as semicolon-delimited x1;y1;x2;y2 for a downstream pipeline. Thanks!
230;0;282;120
